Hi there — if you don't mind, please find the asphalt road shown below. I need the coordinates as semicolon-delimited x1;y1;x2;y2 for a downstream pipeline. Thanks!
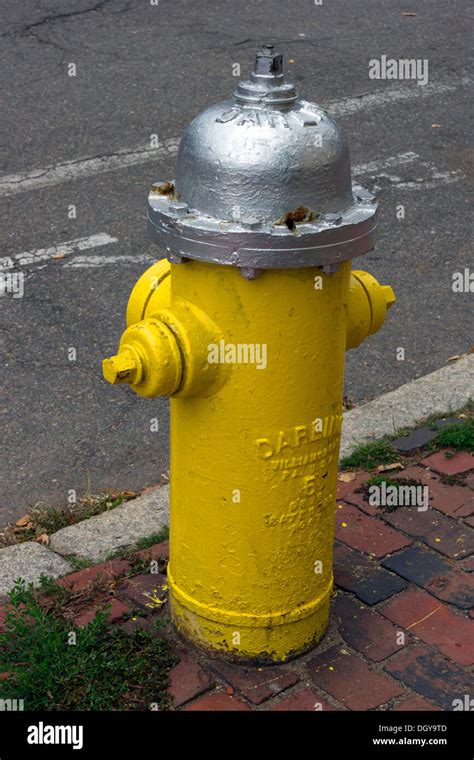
1;0;472;525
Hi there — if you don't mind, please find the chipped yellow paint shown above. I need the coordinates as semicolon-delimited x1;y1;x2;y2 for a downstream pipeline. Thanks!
103;258;394;662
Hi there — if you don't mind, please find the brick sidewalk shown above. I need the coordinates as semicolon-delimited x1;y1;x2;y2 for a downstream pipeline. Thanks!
2;448;472;711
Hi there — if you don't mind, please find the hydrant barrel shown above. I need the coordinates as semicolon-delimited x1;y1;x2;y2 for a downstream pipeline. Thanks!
103;46;395;663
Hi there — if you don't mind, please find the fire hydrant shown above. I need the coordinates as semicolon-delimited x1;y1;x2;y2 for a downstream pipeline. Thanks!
103;46;395;663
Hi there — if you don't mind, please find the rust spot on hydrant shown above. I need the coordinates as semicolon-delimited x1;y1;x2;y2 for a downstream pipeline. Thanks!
150;182;177;197
276;206;321;231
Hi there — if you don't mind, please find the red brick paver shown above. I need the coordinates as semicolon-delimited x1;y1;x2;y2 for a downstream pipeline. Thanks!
334;594;410;661
384;645;471;711
380;588;474;666
335;502;412;558
73;598;130;627
420;450;474;476
336;471;370;501
58;559;131;592
135;540;169;563
383;508;474;558
393;466;474;518
334;543;407;604
307;646;404;710
167;649;213;708
207;661;299;705
382;545;474;609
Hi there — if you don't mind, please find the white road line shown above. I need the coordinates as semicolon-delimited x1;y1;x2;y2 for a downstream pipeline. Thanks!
0;138;180;198
0;73;469;198
0;233;118;272
372;170;464;190
63;254;154;268
325;76;469;118
352;151;419;176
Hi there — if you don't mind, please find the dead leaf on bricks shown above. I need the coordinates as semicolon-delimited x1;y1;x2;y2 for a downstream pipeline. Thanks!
447;355;462;362
401;11;416;16
376;462;404;473
338;472;357;483
36;533;50;546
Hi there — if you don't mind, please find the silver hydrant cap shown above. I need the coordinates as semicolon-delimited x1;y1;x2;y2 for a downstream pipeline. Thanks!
147;46;378;271
175;45;353;221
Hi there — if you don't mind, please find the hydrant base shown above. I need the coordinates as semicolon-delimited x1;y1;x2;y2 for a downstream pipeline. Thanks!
168;572;333;664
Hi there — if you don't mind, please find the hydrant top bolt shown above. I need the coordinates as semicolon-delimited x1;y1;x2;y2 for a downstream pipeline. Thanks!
254;44;283;78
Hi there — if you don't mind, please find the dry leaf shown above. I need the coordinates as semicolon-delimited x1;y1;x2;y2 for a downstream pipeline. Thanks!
51;254;66;260
431;124;442;128
108;489;136;499
36;533;50;546
376;462;404;473
447;354;462;362
338;472;356;483
15;515;32;527
401;11;416;16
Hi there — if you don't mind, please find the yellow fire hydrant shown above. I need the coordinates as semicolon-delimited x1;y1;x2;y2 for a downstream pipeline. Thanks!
103;46;395;663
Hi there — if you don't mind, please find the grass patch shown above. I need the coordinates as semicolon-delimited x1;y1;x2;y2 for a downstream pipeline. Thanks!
106;527;169;562
0;579;177;711
65;556;94;572
364;475;418;488
432;418;474;453
340;440;398;470
134;528;169;551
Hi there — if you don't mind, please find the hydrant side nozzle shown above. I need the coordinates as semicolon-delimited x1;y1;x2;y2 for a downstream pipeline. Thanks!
346;271;396;350
102;318;182;398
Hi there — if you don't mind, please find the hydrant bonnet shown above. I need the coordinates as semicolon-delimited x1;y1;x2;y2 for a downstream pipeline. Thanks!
148;45;378;272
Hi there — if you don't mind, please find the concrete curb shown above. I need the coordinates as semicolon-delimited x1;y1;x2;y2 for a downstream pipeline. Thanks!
0;542;72;597
49;484;170;563
0;355;471;598
340;354;473;458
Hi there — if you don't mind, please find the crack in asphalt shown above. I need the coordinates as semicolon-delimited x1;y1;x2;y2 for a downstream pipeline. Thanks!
3;0;114;38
